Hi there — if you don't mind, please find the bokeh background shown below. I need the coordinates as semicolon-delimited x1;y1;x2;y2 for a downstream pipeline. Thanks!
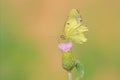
1;0;120;80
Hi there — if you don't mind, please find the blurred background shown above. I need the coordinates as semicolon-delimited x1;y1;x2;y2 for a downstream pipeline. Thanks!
1;0;120;80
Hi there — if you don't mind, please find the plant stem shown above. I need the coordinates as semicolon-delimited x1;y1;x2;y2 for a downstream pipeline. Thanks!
68;71;72;80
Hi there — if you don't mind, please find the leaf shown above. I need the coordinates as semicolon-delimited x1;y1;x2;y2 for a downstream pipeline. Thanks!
75;61;84;80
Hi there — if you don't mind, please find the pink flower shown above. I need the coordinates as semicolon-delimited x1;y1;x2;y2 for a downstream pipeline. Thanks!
58;42;72;52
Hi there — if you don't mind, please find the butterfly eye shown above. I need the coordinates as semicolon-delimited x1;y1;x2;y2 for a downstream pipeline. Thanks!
60;35;66;40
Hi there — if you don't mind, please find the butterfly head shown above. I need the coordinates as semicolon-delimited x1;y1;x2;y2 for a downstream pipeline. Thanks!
60;34;66;40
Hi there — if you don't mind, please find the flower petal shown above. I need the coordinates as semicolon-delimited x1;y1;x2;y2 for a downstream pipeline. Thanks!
58;42;72;52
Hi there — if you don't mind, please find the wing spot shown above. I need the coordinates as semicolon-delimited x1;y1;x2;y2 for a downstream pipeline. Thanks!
67;23;70;25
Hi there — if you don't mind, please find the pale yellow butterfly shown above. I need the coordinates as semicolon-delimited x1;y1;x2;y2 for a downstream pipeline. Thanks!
60;9;88;44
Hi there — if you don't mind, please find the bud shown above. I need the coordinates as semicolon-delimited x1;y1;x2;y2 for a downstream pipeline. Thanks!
62;52;75;71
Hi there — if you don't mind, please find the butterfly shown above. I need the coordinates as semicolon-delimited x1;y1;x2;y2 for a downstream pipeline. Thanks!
60;9;88;44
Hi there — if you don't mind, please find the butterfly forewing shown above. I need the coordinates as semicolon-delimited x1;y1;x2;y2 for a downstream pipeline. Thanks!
64;9;82;39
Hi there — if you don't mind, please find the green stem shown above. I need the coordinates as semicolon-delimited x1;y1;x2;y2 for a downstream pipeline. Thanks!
68;71;72;80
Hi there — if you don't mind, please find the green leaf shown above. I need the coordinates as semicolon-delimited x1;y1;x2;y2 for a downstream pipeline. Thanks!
75;61;84;80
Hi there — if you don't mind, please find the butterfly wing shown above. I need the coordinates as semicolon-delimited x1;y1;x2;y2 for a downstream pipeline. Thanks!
64;9;82;39
63;9;88;44
69;25;88;44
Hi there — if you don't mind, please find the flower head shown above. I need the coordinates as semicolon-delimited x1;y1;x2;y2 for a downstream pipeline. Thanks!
58;42;72;52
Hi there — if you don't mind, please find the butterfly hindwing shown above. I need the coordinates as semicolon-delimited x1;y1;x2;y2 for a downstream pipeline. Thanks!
69;25;88;44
